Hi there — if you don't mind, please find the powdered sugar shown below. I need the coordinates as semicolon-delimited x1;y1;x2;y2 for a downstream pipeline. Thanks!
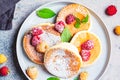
45;49;71;78
44;43;82;78
40;31;61;47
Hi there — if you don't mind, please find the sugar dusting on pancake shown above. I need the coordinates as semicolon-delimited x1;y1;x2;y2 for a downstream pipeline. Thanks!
70;31;101;67
40;31;61;47
23;23;61;64
46;49;71;78
44;43;82;78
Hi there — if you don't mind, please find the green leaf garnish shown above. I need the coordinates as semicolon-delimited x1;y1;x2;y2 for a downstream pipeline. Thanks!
36;8;56;19
61;27;72;42
74;77;79;80
81;15;89;23
47;77;60;80
74;17;81;28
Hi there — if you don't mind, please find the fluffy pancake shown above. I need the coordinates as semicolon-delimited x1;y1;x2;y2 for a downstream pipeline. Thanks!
23;23;61;64
70;31;101;67
56;4;91;36
44;42;82;78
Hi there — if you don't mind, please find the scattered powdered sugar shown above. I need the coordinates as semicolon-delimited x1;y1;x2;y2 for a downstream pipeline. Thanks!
46;49;72;78
40;31;61;47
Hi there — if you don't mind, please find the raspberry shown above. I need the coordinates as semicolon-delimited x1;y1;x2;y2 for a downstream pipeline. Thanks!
55;21;65;33
31;36;41;46
31;28;43;36
105;5;117;16
66;14;75;24
81;40;94;50
80;50;91;61
0;66;9;76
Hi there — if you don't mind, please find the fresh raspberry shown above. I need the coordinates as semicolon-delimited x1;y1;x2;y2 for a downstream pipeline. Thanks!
105;5;117;16
31;28;43;36
0;66;9;76
80;50;91;61
31;36;41;46
55;21;65;33
81;40;94;50
66;14;75;24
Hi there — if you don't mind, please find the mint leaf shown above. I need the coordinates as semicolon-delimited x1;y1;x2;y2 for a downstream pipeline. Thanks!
81;15;89;23
47;77;60;80
74;77;79;80
61;27;72;42
36;8;56;19
74;18;81;28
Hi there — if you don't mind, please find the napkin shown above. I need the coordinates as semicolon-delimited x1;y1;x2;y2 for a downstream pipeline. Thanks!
0;0;19;30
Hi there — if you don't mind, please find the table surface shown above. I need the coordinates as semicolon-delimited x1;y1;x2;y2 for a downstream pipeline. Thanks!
0;0;120;80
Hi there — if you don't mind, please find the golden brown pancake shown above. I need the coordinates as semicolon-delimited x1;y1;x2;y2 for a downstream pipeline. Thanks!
23;23;61;64
70;31;101;67
56;4;91;36
44;42;82;78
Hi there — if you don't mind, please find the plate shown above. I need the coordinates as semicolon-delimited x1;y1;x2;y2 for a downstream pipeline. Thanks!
16;1;111;80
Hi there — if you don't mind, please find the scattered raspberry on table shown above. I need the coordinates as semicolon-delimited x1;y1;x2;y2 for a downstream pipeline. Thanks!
0;66;9;76
105;5;117;16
